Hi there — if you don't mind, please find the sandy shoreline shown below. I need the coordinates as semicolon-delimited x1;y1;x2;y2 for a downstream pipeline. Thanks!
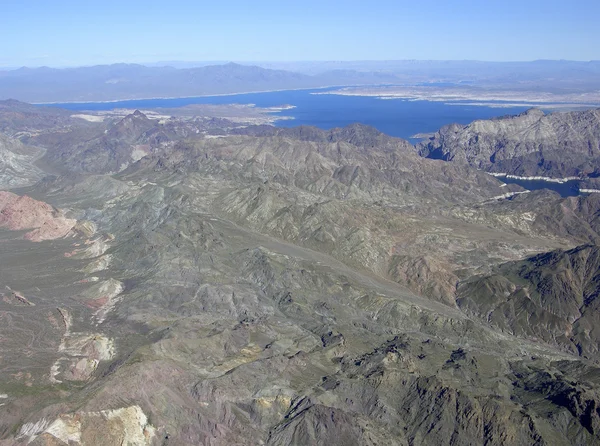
315;86;600;108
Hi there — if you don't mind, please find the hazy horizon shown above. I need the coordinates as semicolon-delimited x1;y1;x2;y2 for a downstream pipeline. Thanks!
2;0;599;68
2;58;600;71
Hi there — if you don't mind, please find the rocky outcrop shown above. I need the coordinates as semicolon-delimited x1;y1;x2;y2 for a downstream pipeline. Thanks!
0;191;76;241
417;108;600;177
0;99;83;137
20;405;155;445
0;133;44;188
39;111;157;174
458;244;600;358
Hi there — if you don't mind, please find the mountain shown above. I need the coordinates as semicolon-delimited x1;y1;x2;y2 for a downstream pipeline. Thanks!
0;63;311;102
4;60;600;104
417;108;600;178
223;60;600;94
1;102;600;444
0;133;45;188
458;244;600;359
260;60;600;85
0;63;403;103
0;99;78;134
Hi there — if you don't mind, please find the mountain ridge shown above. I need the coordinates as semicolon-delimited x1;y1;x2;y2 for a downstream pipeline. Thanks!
0;63;402;103
417;107;600;178
3;59;600;103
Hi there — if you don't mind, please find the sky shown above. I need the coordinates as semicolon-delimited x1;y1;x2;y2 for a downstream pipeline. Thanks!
1;0;599;67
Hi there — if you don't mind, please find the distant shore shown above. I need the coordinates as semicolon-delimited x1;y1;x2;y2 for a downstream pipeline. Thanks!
31;84;365;105
33;83;600;111
315;86;600;110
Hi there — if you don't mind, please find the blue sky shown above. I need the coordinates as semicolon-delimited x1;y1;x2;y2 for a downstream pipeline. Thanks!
1;0;599;67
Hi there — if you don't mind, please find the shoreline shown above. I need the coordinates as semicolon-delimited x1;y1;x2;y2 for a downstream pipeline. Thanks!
489;172;582;184
488;190;530;201
314;88;600;109
31;84;377;106
32;85;600;111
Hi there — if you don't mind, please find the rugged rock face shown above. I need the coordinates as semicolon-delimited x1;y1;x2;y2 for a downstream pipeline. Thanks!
0;133;44;188
0;100;82;137
38;111;160;175
136;133;556;305
234;122;414;152
19;405;155;445
445;189;600;245
1;102;600;445
417;108;600;177
458;244;600;359
0;191;76;241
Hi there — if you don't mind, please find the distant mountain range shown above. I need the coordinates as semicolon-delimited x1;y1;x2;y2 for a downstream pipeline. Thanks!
1;60;600;103
0;62;402;103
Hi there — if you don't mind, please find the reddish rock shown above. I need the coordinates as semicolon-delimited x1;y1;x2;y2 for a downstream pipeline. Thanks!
0;191;76;241
85;296;109;310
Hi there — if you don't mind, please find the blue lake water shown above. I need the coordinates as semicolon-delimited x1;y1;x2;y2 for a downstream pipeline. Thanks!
499;176;583;198
43;88;531;141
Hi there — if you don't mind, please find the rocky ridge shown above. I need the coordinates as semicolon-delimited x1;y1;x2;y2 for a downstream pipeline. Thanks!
458;244;600;359
417;108;600;178
0;133;44;188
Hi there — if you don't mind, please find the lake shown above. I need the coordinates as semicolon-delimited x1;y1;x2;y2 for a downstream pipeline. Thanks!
499;176;583;198
44;88;531;141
